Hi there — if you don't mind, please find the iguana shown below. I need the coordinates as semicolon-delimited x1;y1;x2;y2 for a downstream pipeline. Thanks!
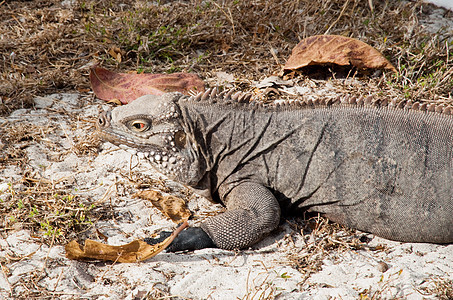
98;88;453;251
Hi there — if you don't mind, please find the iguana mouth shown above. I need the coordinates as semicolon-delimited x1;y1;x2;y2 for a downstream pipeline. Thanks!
97;128;147;149
99;126;186;178
97;110;157;150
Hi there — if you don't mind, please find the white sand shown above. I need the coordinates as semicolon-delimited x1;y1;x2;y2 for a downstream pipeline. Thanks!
425;0;453;11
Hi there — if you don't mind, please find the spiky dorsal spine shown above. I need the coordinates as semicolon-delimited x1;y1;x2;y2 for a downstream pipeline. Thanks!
185;87;453;116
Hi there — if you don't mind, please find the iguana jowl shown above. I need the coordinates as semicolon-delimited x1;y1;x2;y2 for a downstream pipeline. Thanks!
98;88;453;251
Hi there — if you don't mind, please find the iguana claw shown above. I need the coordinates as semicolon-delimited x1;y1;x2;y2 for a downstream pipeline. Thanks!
144;227;215;252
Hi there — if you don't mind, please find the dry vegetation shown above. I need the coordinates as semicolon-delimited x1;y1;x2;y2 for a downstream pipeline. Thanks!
0;1;452;298
0;117;103;244
1;0;452;115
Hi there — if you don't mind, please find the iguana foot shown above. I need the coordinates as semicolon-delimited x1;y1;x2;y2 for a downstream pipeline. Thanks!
144;227;216;252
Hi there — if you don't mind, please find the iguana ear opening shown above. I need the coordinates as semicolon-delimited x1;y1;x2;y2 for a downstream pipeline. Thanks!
174;130;186;148
98;110;111;129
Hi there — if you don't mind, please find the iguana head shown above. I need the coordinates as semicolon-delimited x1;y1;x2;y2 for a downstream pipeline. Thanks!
98;92;205;186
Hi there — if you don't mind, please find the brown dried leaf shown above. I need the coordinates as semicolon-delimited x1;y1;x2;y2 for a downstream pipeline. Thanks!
133;190;191;223
108;46;123;63
106;99;123;106
283;35;397;73
90;66;205;104
65;221;188;262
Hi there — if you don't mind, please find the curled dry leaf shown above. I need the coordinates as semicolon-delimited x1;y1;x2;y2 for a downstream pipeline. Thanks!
133;190;191;223
65;221;188;263
90;66;205;104
108;46;124;63
283;35;397;73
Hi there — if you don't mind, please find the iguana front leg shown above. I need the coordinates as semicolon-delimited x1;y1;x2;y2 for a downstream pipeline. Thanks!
146;182;281;251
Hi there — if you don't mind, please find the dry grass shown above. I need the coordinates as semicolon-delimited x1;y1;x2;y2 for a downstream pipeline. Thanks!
0;170;95;243
418;277;453;300
0;1;452;297
1;0;452;115
0;117;103;244
286;215;374;282
0;123;47;166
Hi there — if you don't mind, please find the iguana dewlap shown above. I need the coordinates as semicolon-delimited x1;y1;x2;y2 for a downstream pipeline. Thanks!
98;89;453;251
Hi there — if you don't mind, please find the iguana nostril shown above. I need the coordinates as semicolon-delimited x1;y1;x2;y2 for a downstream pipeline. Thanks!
98;111;111;127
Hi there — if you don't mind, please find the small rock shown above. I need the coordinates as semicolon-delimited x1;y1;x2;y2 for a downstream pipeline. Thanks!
254;76;294;89
34;96;54;109
377;261;389;273
215;71;235;85
0;182;10;193
61;0;76;7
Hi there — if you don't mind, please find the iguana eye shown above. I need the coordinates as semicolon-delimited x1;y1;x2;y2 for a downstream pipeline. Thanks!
128;119;150;132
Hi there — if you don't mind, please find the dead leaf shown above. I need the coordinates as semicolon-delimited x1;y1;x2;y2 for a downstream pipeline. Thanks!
108;46;123;63
106;99;123;106
133;190;191;223
65;221;188;262
90;66;205;104
283;35;397;73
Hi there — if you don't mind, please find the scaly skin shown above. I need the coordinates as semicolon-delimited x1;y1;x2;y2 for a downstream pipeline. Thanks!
98;89;453;250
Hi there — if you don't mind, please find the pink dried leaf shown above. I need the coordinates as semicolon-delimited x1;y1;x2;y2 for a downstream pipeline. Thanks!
90;66;205;104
